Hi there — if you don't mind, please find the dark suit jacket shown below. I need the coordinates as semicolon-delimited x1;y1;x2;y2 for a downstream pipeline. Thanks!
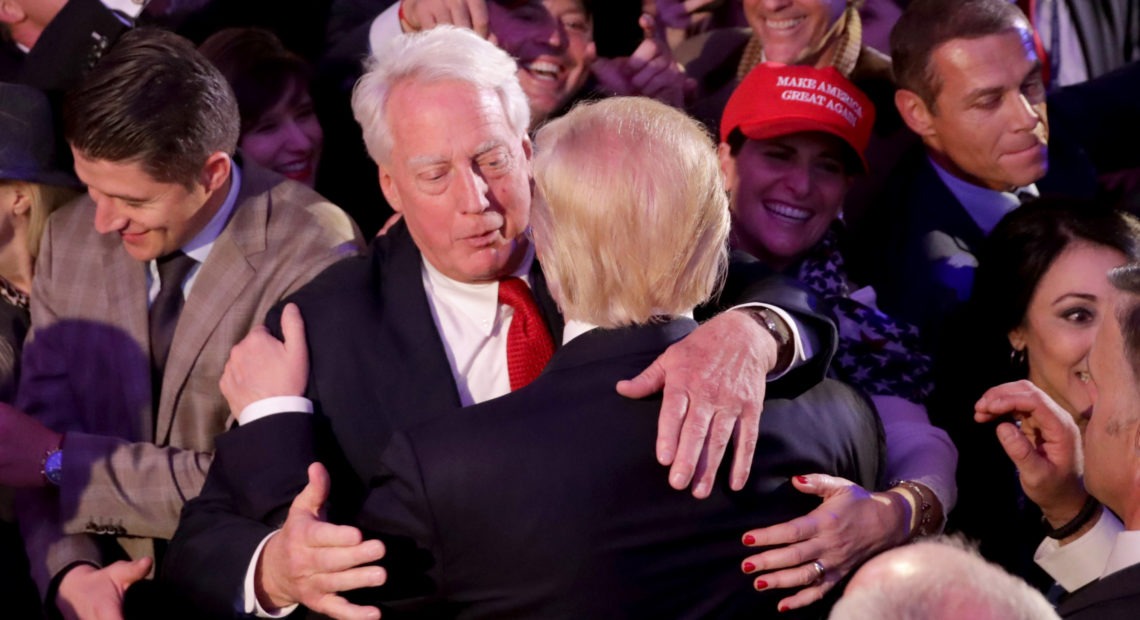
351;320;882;619
163;222;559;615
848;144;1097;345
164;222;841;616
17;0;129;94
1059;562;1140;620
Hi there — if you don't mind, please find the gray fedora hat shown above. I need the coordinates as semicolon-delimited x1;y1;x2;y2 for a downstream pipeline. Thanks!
0;82;82;188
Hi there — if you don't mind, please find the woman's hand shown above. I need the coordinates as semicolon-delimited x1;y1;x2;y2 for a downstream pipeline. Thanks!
740;474;912;611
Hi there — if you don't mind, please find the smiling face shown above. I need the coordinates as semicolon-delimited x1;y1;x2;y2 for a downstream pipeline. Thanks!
742;0;846;65
490;0;596;126
239;80;323;187
72;149;229;262
378;79;533;283
720;132;852;270
903;30;1048;191
1009;242;1127;429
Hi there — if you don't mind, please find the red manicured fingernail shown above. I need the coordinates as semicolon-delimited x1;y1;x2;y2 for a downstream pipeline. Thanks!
795;475;809;484
743;534;755;545
754;579;768;590
743;562;755;573
779;605;789;613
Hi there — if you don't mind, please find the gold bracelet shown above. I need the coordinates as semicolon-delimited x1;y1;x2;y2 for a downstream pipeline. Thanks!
892;480;935;539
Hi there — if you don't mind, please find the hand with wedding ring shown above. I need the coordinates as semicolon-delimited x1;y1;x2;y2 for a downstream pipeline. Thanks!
740;474;911;611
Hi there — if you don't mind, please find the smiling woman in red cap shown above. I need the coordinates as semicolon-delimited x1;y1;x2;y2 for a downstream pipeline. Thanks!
718;62;959;611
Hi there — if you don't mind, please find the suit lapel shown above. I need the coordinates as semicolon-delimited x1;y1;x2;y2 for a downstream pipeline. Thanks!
1059;562;1140;617
529;259;564;345
373;223;464;417
917;158;987;254
102;242;153;437
155;169;262;442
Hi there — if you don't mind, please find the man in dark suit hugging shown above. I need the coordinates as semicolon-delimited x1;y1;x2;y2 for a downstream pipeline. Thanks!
347;95;882;618
165;25;857;619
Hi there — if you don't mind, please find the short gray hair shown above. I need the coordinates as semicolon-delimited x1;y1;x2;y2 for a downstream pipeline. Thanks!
352;26;530;165
831;537;1059;620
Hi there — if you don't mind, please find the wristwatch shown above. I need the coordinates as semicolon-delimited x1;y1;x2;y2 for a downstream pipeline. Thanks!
747;307;794;373
42;448;63;486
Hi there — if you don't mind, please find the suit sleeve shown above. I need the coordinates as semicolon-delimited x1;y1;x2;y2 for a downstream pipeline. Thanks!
717;274;838;400
14;216;106;598
351;432;445;617
17;200;363;595
159;209;362;615
162;412;318;617
16;222;215;567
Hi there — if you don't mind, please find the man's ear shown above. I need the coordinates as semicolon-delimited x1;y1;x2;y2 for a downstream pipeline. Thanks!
378;165;403;214
717;142;737;194
895;89;937;139
199;152;232;193
0;1;27;26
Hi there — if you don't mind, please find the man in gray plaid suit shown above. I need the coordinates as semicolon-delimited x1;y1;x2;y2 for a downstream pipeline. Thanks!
3;28;363;618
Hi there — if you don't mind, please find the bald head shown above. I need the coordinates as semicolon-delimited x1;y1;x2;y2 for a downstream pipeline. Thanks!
833;540;1058;620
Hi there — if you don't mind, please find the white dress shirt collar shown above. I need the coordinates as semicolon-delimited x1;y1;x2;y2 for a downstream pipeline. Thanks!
182;162;242;263
420;241;535;338
1103;529;1140;578
146;162;242;302
562;319;599;345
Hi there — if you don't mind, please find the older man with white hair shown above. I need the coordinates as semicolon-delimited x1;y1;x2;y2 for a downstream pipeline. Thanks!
164;25;841;619
833;537;1059;619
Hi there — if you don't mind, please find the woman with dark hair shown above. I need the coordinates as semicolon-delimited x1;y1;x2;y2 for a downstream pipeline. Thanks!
199;28;323;187
934;197;1140;590
717;62;956;612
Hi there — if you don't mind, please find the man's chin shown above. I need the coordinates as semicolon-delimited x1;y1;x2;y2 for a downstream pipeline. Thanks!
472;238;528;280
120;237;162;262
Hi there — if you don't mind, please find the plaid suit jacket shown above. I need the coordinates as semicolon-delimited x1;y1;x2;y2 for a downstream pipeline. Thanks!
14;162;363;595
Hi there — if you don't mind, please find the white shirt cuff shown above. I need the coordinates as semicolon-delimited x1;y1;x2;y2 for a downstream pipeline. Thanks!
1035;509;1123;592
101;0;145;18
238;396;314;426
729;303;811;381
243;531;298;618
368;2;403;56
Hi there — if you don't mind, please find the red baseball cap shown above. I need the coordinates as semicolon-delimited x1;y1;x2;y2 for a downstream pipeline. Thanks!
721;63;876;172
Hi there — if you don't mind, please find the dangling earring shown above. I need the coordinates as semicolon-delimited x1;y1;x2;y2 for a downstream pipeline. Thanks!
1010;347;1027;372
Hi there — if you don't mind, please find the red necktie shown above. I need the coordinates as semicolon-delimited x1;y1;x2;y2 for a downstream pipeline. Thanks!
498;277;555;391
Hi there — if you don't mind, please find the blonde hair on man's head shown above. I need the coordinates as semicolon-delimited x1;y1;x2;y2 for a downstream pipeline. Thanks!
531;97;729;327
